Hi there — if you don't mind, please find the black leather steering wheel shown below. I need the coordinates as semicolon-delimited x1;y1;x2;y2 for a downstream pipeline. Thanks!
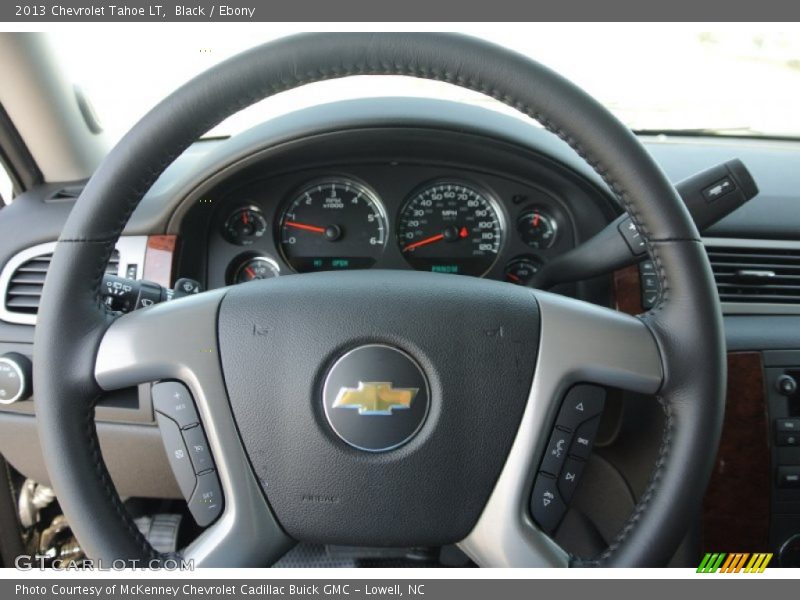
33;33;725;567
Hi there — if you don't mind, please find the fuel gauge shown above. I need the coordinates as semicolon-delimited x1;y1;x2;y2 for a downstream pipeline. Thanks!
517;209;557;249
504;256;542;286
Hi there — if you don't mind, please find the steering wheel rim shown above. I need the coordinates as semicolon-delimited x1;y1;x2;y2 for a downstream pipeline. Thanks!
33;32;725;567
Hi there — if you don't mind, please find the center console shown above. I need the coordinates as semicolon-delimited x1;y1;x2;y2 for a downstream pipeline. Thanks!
764;351;800;562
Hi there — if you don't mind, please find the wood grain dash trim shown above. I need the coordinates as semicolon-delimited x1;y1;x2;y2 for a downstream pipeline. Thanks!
613;265;644;316
702;351;770;552
143;235;177;289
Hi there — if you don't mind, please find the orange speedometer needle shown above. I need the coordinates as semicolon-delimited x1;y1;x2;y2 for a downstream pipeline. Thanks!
285;220;326;234
404;226;469;252
403;233;445;252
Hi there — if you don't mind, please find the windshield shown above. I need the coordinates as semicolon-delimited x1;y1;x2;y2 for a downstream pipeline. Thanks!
49;24;800;143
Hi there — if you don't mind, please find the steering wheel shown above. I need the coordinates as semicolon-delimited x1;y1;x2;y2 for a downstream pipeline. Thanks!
33;33;725;568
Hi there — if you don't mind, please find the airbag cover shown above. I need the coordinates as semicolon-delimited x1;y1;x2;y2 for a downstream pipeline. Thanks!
218;270;539;546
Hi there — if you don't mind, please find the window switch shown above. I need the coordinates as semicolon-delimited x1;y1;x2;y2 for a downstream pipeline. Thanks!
777;419;800;433
777;467;800;489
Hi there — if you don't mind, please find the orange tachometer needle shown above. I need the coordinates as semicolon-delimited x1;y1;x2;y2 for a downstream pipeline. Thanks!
532;213;540;227
506;272;521;283
285;220;326;234
403;233;445;252
245;266;256;279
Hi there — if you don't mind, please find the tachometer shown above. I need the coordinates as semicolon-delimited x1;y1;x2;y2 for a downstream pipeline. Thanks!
397;181;504;277
278;179;387;273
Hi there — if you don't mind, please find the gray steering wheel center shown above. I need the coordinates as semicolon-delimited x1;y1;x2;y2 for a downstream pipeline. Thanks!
322;344;430;452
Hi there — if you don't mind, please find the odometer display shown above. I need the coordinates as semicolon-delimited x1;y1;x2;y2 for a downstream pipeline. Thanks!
278;179;387;273
397;182;504;277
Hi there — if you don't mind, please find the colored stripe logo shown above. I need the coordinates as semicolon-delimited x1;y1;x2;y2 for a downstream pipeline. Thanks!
697;552;773;573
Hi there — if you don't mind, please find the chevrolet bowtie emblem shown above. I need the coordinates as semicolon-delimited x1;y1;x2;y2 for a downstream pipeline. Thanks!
333;382;418;415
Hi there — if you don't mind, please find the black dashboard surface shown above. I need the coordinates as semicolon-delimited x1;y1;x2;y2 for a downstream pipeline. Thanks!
1;98;800;346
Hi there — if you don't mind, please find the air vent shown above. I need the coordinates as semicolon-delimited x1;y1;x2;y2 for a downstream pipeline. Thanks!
707;245;800;305
47;185;85;202
4;250;119;316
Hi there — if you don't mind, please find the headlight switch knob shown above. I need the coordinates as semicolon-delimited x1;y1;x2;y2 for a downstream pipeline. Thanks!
0;352;32;405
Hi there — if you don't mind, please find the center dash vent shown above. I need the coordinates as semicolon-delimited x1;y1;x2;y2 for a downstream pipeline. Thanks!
47;184;85;202
707;245;800;305
4;249;119;316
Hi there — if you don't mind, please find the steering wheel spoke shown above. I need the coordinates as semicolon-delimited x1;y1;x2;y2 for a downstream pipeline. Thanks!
531;291;664;396
95;291;292;566
459;291;663;567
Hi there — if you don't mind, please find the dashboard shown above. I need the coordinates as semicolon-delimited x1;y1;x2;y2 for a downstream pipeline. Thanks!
210;168;575;287
179;125;614;301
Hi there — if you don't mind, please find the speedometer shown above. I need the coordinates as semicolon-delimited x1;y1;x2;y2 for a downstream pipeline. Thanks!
397;181;504;277
278;178;388;273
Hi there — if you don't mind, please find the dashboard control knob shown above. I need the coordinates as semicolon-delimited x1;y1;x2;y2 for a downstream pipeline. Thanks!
779;533;800;567
776;374;798;396
0;352;32;404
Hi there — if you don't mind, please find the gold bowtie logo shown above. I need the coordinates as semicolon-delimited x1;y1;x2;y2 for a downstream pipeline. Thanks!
333;382;418;415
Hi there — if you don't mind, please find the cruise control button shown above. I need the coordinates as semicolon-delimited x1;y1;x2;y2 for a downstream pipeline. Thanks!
558;457;586;503
569;416;601;461
639;260;656;275
641;274;659;292
540;427;571;476
188;470;223;526
777;432;799;447
152;381;199;429
556;385;606;432
530;473;566;534
155;413;196;499
182;425;215;474
642;290;660;309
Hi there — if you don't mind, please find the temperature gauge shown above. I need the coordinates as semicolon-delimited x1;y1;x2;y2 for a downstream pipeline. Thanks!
517;209;557;249
504;257;542;286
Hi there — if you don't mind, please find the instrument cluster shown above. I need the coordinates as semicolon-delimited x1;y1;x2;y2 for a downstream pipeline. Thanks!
206;168;576;289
